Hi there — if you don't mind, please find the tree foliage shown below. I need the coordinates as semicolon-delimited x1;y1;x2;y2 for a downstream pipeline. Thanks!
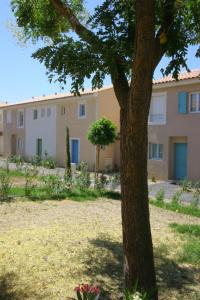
87;117;117;147
11;0;200;94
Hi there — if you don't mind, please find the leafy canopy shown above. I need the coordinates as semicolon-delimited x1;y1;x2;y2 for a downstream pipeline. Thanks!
87;117;117;146
11;0;200;94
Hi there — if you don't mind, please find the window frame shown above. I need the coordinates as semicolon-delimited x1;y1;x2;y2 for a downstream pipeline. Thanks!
78;102;86;119
148;92;167;125
149;143;164;160
61;106;66;116
47;107;51;117
6;110;12;124
41;108;45;118
17;110;24;128
33;109;38;120
189;92;200;113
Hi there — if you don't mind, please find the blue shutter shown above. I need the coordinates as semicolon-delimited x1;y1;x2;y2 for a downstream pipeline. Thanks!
178;92;188;114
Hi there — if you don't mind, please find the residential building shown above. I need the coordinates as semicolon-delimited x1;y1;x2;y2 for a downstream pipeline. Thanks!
1;88;120;171
0;102;8;156
1;69;200;180
148;69;200;181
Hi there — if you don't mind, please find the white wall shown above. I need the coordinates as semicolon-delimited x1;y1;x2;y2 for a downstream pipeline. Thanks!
25;104;57;158
0;136;3;155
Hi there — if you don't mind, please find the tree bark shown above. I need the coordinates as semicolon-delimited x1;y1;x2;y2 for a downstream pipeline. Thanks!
116;0;158;298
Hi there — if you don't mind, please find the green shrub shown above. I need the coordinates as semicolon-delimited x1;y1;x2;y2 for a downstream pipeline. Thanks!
171;190;182;205
8;155;24;164
151;174;156;183
0;170;12;201
191;191;200;208
31;155;42;166
75;162;91;190
42;156;56;169
94;173;108;191
109;173;120;190
42;175;66;199
24;166;38;198
155;188;165;203
180;180;192;192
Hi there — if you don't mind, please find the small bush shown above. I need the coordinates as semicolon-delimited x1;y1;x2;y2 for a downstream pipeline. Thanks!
42;175;66;199
180;180;192;192
42;156;56;169
191;191;200;208
171;190;182;205
75;162;91;190
155;188;165;203
8;155;24;164
24;166;38;198
151;174;156;183
0;170;12;201
31;155;42;166
94;173;108;191
109;173;120;190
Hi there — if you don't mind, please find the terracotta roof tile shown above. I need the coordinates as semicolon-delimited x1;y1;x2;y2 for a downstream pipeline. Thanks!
153;69;200;84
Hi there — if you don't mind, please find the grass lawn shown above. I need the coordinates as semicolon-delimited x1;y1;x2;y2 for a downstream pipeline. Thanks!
150;199;200;218
0;198;200;300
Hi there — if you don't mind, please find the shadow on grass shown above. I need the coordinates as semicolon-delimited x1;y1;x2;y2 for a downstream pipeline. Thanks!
0;272;29;300
0;272;49;300
83;235;200;299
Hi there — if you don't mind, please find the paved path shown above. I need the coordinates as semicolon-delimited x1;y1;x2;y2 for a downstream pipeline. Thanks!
148;181;194;204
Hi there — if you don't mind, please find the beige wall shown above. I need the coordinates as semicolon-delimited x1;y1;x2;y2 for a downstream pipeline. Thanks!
97;87;120;170
56;95;97;169
3;108;25;157
148;83;200;180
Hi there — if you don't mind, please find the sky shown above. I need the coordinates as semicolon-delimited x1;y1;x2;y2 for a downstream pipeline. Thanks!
0;0;199;104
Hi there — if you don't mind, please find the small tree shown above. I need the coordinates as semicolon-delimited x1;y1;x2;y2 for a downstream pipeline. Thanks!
65;126;71;178
87;117;117;177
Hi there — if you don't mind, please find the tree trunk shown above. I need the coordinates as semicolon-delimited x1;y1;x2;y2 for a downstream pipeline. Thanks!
120;89;157;298
115;0;158;298
95;145;100;179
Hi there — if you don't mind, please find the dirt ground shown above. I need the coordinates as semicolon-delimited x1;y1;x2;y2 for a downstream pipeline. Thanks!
0;198;199;300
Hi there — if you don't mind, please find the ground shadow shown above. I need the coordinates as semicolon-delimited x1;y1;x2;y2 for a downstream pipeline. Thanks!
0;272;28;300
83;235;200;299
0;272;44;300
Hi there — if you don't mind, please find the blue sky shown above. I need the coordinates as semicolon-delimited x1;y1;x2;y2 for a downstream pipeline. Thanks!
0;0;199;104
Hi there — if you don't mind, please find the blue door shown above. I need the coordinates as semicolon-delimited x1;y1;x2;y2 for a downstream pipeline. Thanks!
71;139;79;164
174;143;187;180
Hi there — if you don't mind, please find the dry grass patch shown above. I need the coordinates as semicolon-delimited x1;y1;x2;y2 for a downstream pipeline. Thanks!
0;199;200;300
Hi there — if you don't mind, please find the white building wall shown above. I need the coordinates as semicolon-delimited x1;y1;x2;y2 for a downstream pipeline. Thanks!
25;104;57;158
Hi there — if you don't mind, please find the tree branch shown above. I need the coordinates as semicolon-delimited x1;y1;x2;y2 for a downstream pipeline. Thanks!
153;0;176;69
51;0;129;106
51;0;106;52
112;64;130;109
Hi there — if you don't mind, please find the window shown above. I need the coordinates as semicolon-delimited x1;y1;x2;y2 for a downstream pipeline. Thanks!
190;92;200;113
17;110;24;128
149;94;166;124
149;143;163;160
33;109;38;120
17;137;23;150
36;138;42;157
61;106;66;115
6;110;11;123
47;107;51;117
79;103;86;118
41;108;45;117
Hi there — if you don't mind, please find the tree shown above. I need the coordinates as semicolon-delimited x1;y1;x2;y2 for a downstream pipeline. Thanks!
65;126;71;178
11;0;200;297
87;117;117;176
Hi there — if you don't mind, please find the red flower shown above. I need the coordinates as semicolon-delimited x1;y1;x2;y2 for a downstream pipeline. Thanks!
74;284;100;296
